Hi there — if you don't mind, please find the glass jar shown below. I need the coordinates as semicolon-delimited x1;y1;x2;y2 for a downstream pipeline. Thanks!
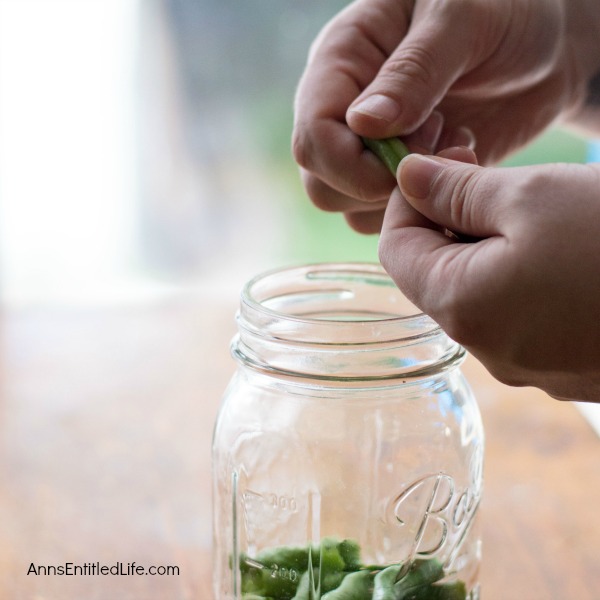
212;263;484;600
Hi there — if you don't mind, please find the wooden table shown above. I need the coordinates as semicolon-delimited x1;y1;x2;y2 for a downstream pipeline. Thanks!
1;293;598;599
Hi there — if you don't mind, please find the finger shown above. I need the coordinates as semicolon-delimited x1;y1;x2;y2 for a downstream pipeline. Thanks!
294;110;444;204
379;188;465;307
299;111;446;217
301;169;389;213
300;112;448;217
293;118;396;201
293;0;413;199
433;148;480;242
345;208;387;234
382;186;443;231
347;0;492;138
397;155;507;237
436;145;478;164
402;110;444;155
437;126;477;152
379;182;502;321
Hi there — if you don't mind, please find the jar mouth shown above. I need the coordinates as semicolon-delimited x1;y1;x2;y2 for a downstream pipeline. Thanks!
239;262;439;345
233;263;463;382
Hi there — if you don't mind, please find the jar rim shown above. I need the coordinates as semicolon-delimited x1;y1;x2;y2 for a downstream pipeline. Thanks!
240;262;439;339
234;262;463;381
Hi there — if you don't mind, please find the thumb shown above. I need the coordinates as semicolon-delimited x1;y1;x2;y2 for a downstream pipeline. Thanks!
346;2;479;137
397;154;506;237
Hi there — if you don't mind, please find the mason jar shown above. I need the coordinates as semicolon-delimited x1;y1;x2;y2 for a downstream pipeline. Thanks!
212;263;484;600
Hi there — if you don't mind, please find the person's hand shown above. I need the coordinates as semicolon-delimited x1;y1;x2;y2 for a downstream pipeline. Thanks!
292;0;600;233
378;155;600;402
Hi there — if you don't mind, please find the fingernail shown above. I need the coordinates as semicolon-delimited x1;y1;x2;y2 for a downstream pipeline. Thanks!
398;155;445;200
350;94;401;122
452;126;476;150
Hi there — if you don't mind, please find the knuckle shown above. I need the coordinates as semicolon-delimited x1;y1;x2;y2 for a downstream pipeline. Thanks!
345;211;381;234
374;44;440;125
291;124;313;170
437;305;473;348
435;168;485;231
302;173;337;212
507;166;564;217
449;172;478;229
292;118;331;172
513;169;547;199
484;362;528;389
384;43;437;92
513;163;591;204
377;235;391;269
352;177;387;204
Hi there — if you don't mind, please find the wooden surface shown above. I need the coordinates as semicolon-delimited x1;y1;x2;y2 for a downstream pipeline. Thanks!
0;293;599;599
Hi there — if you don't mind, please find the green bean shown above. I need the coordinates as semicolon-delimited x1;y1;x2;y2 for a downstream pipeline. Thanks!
337;539;362;572
291;568;346;600
321;570;374;599
313;537;346;573
425;581;468;600
372;559;468;600
238;539;468;600
240;546;309;599
361;137;410;175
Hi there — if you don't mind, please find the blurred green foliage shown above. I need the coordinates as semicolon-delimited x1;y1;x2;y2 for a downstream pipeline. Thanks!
500;128;588;166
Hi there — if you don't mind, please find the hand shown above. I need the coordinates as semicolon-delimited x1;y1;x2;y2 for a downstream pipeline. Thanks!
379;155;600;402
292;0;600;233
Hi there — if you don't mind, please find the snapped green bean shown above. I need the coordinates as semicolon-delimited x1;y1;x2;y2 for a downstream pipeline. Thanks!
361;137;410;176
237;537;467;600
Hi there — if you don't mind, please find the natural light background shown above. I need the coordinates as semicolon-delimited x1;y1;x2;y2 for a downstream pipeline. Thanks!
1;0;598;431
0;0;140;304
0;0;591;306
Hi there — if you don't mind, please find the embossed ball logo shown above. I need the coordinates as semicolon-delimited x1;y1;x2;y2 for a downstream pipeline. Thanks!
390;465;482;574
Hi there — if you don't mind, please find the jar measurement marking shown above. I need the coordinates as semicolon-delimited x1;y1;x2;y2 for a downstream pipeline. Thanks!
269;564;299;582
243;557;300;583
242;489;298;513
267;493;297;512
